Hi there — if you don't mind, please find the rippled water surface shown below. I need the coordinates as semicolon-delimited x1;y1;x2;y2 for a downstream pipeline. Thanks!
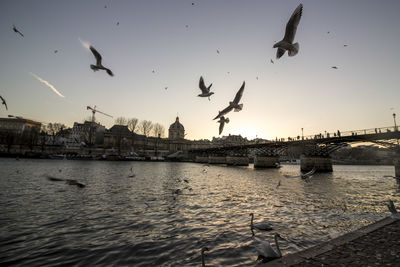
1;158;399;266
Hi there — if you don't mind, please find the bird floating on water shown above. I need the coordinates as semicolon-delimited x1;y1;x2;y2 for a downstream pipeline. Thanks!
12;25;24;37
387;200;400;219
217;116;229;135
284;167;316;180
198;76;214;100
254;233;283;262
273;4;303;59
213;81;245;120
201;247;209;267
0;95;8;110
89;46;114;76
250;213;273;232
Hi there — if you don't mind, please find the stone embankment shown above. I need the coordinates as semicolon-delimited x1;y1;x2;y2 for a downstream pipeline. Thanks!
263;217;400;266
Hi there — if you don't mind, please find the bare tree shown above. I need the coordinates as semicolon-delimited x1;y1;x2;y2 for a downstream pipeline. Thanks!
44;123;67;144
152;123;165;137
45;123;66;136
127;118;139;133
139;120;153;136
115;117;127;125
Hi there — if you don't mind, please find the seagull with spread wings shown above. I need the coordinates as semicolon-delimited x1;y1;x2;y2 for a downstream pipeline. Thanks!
198;76;214;100
213;81;245;120
217;116;229;135
273;4;303;59
0;95;7;110
12;25;24;37
89;46;114;76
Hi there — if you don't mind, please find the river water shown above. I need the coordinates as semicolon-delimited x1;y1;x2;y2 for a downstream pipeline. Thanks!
0;158;399;266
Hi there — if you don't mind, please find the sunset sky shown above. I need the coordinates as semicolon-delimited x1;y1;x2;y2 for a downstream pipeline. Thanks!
1;0;400;140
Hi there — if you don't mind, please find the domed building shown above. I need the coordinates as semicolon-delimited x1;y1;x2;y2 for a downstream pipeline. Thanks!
168;117;185;140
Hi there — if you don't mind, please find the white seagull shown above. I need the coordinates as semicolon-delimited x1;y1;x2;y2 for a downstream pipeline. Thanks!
273;4;303;59
213;81;245;120
217;116;229;135
198;76;214;100
89;46;114;76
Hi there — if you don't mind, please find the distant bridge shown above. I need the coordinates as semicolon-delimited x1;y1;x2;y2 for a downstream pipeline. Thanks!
189;126;400;175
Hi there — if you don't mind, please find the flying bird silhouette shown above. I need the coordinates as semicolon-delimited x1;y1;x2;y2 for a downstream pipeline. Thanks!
331;66;338;69
270;59;274;64
198;76;214;100
0;95;8;110
89;46;114;76
217;116;229;135
12;25;24;37
216;49;220;54
54;50;58;53
213;81;245;120
273;4;303;59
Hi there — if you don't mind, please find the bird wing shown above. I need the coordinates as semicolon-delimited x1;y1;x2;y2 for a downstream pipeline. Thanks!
303;167;316;177
0;96;7;110
276;48;286;59
213;105;233;120
199;76;208;93
90;46;102;65
105;68;114;77
256;241;279;258
219;121;225;135
283;4;303;43
232;81;245;104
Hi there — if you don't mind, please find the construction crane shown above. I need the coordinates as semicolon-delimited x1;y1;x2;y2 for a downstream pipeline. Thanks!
86;106;112;148
86;106;112;123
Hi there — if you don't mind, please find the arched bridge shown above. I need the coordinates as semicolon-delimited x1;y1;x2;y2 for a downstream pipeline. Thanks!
189;126;400;175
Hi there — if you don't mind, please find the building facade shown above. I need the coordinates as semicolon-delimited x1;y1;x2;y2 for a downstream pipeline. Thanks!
168;117;185;140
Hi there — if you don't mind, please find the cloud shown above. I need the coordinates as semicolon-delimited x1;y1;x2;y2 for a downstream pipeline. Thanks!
78;37;91;50
29;72;65;98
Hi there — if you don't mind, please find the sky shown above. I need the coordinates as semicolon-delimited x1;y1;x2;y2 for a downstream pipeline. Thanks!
1;0;400;141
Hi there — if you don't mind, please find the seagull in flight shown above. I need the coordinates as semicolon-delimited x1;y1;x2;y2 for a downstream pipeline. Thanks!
217;116;229;135
89;46;114;76
198;76;214;100
273;4;303;59
0;95;7;110
12;25;24;37
213;81;245;120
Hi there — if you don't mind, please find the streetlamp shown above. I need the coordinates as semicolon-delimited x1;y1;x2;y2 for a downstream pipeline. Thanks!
393;113;397;131
301;128;304;140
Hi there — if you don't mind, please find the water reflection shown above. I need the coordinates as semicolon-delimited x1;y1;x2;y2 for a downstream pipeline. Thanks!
0;159;399;266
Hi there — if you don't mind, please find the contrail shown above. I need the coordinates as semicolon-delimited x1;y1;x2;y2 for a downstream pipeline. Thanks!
29;72;65;98
78;37;90;50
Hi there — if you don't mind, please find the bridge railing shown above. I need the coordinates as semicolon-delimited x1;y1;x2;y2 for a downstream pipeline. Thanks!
275;126;399;142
